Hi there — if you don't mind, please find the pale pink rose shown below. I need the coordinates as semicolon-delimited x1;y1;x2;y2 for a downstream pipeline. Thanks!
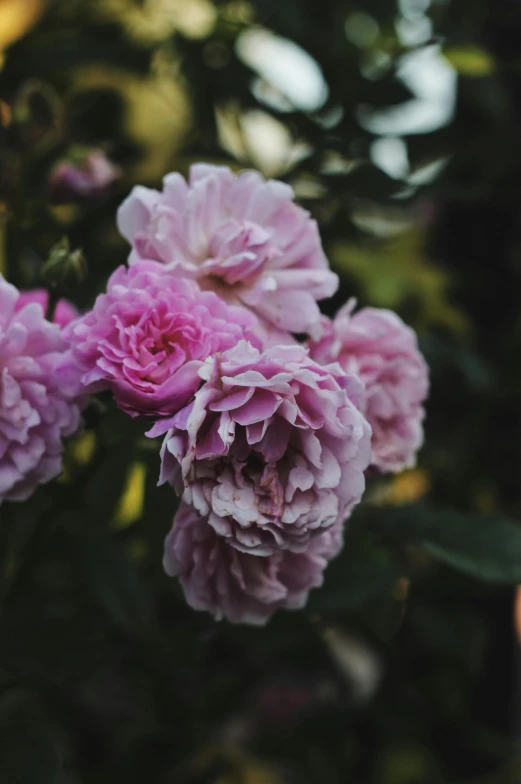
16;289;78;330
164;502;343;625
117;164;338;341
150;341;371;556
0;276;83;504
309;301;429;473
49;149;120;204
67;260;260;418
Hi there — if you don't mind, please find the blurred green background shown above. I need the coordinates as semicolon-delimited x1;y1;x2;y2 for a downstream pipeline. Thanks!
0;0;521;782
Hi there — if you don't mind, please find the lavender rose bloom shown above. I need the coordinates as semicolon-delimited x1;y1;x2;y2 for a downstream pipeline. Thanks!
0;276;82;504
117;164;338;341
16;289;78;329
150;341;371;556
67;260;260;418
164;502;344;625
309;301;429;473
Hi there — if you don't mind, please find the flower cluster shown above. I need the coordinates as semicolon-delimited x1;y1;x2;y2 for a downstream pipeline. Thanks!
4;163;429;625
150;339;371;625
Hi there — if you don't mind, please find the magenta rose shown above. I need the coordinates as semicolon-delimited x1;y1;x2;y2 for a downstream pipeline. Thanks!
16;289;78;329
164;502;343;625
150;341;371;556
309;301;429;473
67;260;260;418
117;164;338;342
0;276;83;504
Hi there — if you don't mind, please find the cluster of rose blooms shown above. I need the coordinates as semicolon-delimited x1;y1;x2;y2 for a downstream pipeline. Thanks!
0;164;428;625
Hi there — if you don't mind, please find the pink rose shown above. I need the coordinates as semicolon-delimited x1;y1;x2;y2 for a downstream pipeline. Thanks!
0;276;83;504
16;289;78;329
309;301;429;473
117;164;338;342
150;341;371;556
67;260;260;418
164;502;343;625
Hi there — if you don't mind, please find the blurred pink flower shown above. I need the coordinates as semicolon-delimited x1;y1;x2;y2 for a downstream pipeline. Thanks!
67;260;260;418
150;341;371;556
117;164;338;342
309;301;429;473
49;149;119;204
16;289;78;329
0;276;83;504
164;502;343;625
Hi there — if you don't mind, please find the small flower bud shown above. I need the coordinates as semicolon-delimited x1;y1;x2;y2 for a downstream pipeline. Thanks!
41;237;87;292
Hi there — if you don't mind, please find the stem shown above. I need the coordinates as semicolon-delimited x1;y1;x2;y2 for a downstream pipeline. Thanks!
45;287;60;322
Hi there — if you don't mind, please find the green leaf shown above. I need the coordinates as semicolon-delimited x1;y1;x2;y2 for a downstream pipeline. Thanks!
443;45;496;77
409;600;488;672
367;505;521;583
309;538;401;613
68;532;152;633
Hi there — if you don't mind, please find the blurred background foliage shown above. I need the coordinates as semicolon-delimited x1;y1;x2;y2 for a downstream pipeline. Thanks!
0;0;521;782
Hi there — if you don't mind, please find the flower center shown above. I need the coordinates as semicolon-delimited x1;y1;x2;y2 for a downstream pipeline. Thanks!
239;454;284;519
113;304;213;385
200;219;275;288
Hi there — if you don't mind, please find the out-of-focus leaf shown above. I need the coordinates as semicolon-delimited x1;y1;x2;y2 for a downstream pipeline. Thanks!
70;430;97;465
373;742;444;784
330;229;469;333
83;447;136;522
371;469;431;507
0;0;46;53
367;505;521;583
361;76;415;108
189;747;285;784
444;45;496;77
4;27;152;78
420;335;495;394
335;162;404;198
409;600;488;672
90;0;216;45
113;461;147;528
309;538;401;614
69;532;152;632
70;64;191;181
